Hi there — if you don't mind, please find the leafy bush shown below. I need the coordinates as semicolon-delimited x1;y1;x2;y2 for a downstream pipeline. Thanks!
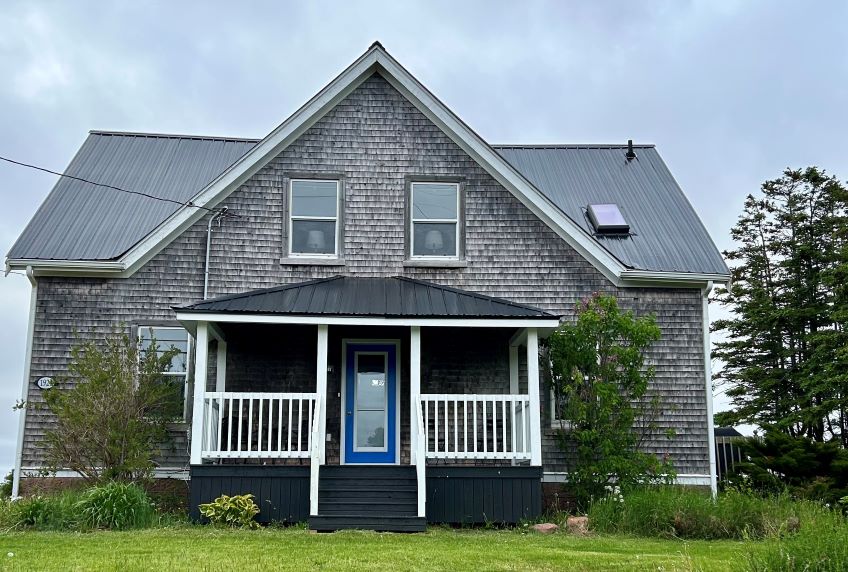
747;511;848;571
548;294;671;508
589;486;828;540
726;430;848;506
198;494;260;529
75;482;154;530
38;330;181;483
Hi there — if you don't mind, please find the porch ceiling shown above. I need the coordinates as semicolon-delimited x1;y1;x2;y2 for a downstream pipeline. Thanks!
175;275;558;321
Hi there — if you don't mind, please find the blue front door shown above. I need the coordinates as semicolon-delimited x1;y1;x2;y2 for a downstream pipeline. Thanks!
344;343;397;464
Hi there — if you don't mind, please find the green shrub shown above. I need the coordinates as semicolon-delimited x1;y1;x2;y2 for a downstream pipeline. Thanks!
75;482;154;530
198;494;260;529
12;491;81;530
588;486;827;540
747;511;848;571
0;471;12;498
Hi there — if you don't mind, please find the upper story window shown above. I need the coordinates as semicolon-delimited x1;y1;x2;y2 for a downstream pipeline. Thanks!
410;182;460;259
289;179;340;257
138;326;191;421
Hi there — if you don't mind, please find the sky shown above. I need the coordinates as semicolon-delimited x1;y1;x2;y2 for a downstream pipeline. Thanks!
1;1;847;476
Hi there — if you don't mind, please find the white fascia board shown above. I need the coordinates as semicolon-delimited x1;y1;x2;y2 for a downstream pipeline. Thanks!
175;312;560;329
542;472;712;486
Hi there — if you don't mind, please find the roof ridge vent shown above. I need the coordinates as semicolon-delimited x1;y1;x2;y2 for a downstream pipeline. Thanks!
625;139;637;161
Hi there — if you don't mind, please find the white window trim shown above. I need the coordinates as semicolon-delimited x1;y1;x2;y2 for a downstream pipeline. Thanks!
288;178;341;258
352;351;390;453
410;181;460;260
137;325;192;422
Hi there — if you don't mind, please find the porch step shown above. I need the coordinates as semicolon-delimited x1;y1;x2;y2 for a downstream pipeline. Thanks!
312;465;422;532
309;514;426;532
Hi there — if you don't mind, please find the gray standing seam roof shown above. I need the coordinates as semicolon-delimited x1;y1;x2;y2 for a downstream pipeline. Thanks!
7;132;728;276
176;276;556;319
493;145;729;275
7;132;255;261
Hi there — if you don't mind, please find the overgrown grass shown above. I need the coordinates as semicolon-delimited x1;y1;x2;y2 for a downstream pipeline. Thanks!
748;510;848;571
1;482;157;531
588;486;830;540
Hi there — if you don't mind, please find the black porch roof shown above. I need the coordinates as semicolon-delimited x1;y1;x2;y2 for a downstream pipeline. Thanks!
176;276;557;319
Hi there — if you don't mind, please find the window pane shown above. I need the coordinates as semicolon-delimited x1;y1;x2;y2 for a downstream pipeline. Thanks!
356;410;386;448
356;354;386;410
412;222;457;257
291;180;338;217
412;183;457;219
139;327;188;374
291;220;336;255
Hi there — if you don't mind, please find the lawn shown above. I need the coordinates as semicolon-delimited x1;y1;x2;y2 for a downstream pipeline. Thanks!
0;526;761;572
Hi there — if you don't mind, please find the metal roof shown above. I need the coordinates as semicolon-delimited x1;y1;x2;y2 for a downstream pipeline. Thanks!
493;145;729;275
7;132;727;276
7;131;255;261
177;276;556;319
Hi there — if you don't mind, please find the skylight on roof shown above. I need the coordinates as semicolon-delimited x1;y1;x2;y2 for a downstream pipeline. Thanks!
587;203;629;234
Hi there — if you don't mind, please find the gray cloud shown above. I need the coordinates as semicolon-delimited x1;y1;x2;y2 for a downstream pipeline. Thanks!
1;0;847;473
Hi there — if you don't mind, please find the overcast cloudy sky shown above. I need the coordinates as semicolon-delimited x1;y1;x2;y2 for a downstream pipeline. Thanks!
1;1;846;476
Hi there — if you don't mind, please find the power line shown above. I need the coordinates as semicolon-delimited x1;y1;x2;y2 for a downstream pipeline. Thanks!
0;155;222;214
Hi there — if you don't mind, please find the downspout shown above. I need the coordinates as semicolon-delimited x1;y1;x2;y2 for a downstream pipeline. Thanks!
203;208;228;300
12;266;37;498
702;280;718;497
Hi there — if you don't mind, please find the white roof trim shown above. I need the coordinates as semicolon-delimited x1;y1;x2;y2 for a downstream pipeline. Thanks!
7;43;728;287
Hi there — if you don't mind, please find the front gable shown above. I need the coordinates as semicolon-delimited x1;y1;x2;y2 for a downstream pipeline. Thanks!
6;43;728;287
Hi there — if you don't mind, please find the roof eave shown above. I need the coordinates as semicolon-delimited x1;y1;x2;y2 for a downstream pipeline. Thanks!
618;269;731;288
5;258;126;277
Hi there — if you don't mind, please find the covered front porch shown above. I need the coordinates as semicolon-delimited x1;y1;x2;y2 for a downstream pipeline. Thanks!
175;276;559;530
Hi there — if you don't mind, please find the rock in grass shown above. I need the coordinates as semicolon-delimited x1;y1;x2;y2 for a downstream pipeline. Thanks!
566;516;589;535
531;523;559;534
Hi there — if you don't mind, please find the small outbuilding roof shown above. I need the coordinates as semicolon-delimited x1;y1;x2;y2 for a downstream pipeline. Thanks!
176;275;556;319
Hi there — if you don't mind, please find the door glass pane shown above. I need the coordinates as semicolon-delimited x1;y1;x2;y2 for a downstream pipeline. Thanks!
412;222;457;257
356;358;386;409
291;180;338;217
355;410;386;448
412;183;457;219
291;219;336;255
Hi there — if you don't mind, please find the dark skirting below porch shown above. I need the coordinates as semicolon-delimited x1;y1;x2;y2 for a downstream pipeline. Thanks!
189;465;309;524
425;466;542;524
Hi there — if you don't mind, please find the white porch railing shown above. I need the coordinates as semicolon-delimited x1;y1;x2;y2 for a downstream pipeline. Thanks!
420;394;531;460
201;392;318;459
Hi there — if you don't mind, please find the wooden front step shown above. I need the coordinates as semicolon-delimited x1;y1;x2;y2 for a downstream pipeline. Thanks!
309;465;424;532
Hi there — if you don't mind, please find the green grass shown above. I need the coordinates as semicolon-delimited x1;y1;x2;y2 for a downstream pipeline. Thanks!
0;526;760;571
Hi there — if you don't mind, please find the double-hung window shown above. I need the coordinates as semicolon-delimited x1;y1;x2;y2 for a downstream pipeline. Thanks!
138;326;190;420
410;182;460;259
289;179;340;257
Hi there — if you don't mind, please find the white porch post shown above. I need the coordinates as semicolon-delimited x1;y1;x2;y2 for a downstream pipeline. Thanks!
410;325;425;518
526;328;542;466
410;326;421;464
190;321;209;465
509;345;520;465
311;324;328;516
215;341;227;392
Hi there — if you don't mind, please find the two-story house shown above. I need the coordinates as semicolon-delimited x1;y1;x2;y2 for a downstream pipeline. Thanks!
6;43;729;531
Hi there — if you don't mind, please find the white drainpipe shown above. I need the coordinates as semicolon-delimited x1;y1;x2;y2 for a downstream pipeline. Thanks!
702;280;718;497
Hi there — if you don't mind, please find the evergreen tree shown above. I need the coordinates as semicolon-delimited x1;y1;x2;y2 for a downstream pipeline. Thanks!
713;167;848;446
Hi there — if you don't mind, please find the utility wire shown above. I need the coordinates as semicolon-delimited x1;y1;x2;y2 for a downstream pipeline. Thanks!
0;155;223;214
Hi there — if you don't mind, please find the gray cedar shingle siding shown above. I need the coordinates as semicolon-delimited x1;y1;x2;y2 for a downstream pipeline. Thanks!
21;72;709;477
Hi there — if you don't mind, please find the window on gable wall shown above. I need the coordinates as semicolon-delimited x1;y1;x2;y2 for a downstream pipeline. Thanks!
138;326;191;421
289;179;340;257
410;182;460;259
